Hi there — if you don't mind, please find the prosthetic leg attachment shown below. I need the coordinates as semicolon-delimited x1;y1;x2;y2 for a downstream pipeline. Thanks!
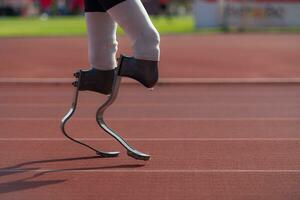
61;63;151;161
61;68;120;158
118;55;158;88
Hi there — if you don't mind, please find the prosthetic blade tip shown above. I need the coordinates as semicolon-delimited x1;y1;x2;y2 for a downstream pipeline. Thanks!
127;150;151;161
96;151;120;158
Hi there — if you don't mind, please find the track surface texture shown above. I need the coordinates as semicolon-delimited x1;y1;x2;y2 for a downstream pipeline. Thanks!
0;34;300;78
1;83;300;200
1;34;300;199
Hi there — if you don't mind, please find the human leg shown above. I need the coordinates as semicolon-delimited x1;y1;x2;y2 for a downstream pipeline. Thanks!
106;0;160;61
103;0;160;88
77;0;119;94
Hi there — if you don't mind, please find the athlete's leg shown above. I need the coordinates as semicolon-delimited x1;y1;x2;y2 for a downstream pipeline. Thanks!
86;13;117;70
105;0;160;61
76;0;119;94
85;0;118;70
98;0;160;88
62;0;151;160
82;0;161;91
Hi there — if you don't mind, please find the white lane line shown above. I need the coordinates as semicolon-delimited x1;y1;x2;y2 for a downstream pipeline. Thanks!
1;103;300;107
1;77;300;84
0;138;300;141
2;101;300;106
0;117;300;121
1;169;300;173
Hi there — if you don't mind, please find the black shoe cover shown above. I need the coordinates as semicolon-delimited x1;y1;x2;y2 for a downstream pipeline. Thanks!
118;55;158;88
73;68;115;95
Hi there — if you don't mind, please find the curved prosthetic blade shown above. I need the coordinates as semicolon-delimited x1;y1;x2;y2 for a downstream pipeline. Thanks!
96;69;151;161
60;72;119;158
127;150;150;161
97;116;150;161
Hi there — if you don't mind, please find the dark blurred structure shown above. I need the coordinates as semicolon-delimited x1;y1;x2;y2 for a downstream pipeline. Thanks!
0;5;19;16
144;0;191;16
0;0;191;16
0;0;85;16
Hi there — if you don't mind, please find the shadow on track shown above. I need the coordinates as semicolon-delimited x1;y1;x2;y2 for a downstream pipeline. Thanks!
0;155;145;194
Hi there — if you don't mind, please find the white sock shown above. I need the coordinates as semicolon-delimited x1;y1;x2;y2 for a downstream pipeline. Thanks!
85;12;118;70
107;0;160;61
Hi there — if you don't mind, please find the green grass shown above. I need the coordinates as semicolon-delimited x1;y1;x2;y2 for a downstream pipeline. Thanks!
1;15;299;37
0;15;196;37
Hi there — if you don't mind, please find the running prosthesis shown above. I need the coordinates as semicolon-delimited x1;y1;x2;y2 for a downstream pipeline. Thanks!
61;55;158;161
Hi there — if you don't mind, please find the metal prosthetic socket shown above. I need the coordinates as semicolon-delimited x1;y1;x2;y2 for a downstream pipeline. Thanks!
61;66;151;161
118;55;158;88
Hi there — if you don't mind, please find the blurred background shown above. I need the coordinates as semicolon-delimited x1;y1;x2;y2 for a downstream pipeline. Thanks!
0;0;300;34
0;0;189;16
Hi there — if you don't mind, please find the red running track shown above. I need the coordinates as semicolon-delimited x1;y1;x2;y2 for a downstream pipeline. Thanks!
1;34;300;78
0;83;300;199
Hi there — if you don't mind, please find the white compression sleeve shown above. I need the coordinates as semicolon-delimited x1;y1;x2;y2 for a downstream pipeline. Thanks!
85;12;118;70
107;0;160;61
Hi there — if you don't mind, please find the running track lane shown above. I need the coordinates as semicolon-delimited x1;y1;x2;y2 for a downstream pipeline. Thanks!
0;83;300;199
1;34;300;78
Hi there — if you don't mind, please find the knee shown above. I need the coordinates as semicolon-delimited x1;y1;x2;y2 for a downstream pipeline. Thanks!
133;27;160;61
145;28;160;48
